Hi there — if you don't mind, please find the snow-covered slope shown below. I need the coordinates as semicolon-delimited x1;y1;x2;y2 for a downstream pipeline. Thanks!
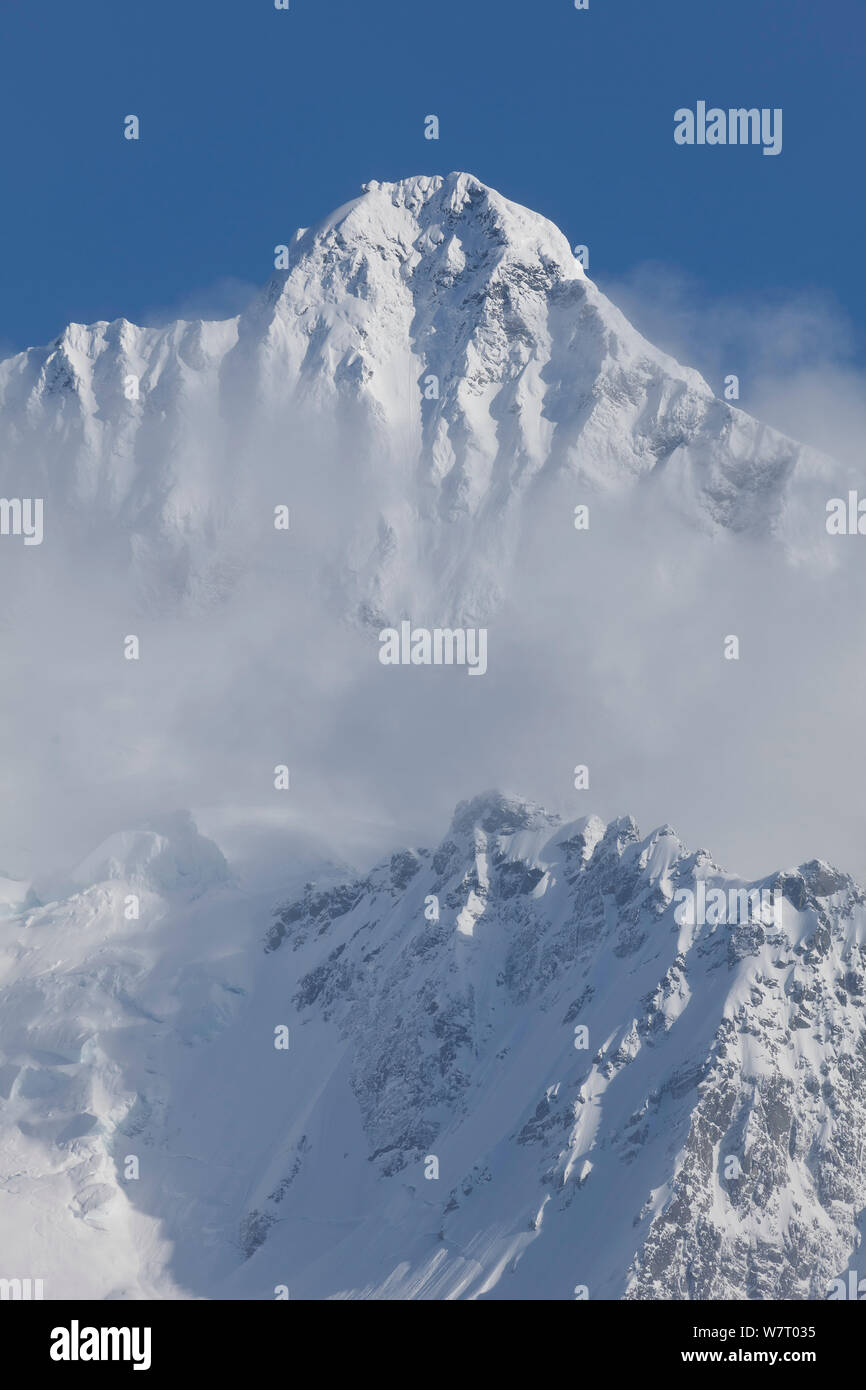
0;815;347;1299
0;173;840;621
2;793;864;1300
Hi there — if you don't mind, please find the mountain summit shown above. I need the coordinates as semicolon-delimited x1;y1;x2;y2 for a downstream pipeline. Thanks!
0;173;838;621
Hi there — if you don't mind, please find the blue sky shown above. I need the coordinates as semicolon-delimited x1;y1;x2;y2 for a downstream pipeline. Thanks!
1;0;863;370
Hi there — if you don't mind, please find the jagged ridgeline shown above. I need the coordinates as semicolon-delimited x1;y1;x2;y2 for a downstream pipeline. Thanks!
4;792;863;1299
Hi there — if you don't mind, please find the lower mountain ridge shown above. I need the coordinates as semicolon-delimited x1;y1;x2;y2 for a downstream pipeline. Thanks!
1;792;864;1300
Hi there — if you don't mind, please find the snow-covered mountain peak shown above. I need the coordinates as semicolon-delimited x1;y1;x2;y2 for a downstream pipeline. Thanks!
285;170;586;288
0;172;845;625
68;811;230;901
795;859;853;900
449;789;560;838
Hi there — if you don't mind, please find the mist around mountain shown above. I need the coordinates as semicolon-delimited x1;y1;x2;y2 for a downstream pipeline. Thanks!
1;175;865;1300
